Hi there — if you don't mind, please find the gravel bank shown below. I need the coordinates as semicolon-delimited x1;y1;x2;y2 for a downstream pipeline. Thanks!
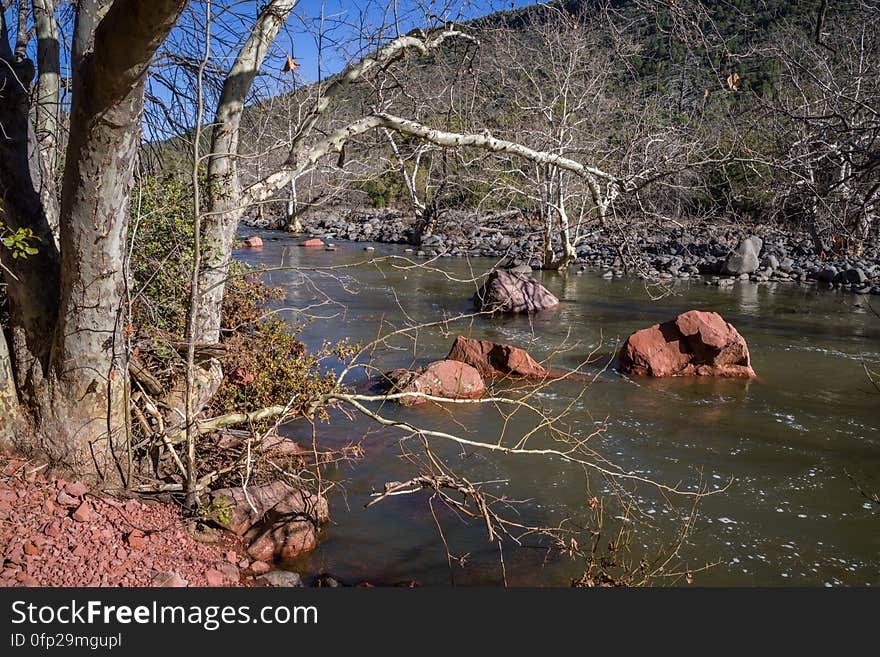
0;455;249;587
249;209;880;295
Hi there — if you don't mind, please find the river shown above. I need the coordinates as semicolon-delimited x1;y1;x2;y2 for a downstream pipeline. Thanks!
237;232;880;586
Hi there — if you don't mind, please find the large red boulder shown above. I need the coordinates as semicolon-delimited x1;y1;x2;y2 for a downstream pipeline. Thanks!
473;270;559;313
209;482;328;562
247;521;317;562
384;360;485;405
618;310;755;378
445;336;547;379
300;238;324;247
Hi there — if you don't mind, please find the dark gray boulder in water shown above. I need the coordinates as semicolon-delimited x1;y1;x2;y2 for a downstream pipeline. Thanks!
473;270;560;313
722;235;763;275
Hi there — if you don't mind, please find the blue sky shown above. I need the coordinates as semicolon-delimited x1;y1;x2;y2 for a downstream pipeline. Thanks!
210;0;540;85
3;1;541;137
150;0;542;137
3;1;541;83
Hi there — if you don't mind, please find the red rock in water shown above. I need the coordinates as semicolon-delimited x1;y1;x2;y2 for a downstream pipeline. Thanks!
275;523;317;561
618;310;756;378
209;482;328;537
240;235;263;248
384;360;485;406
247;521;317;562
472;270;560;313
274;489;329;522
207;482;328;563
445;336;547;379
300;238;324;247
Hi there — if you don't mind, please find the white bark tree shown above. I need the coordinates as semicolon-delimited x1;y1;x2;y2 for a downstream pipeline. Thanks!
0;0;187;478
758;6;879;255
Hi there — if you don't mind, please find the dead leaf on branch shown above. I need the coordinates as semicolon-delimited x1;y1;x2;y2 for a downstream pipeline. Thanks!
727;72;741;91
282;55;299;74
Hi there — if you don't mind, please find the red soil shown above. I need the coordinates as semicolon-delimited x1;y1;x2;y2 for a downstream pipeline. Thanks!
0;456;250;587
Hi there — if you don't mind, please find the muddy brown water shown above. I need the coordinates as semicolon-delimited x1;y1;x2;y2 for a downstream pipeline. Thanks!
237;234;880;586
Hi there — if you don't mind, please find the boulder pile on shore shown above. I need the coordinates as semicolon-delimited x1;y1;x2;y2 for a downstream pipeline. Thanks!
248;209;880;295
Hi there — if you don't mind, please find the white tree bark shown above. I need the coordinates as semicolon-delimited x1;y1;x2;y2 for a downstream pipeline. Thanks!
196;24;468;344
245;112;621;216
196;0;298;345
0;329;19;447
0;0;186;479
32;0;60;240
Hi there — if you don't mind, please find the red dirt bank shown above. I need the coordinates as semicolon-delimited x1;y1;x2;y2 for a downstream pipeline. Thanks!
0;455;251;587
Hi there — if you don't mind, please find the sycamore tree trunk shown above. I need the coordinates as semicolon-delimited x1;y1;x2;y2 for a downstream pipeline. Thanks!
0;0;186;481
197;0;297;346
0;329;19;447
0;11;61;417
32;0;61;240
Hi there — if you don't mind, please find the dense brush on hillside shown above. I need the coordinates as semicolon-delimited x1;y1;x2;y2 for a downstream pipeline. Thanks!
146;0;877;255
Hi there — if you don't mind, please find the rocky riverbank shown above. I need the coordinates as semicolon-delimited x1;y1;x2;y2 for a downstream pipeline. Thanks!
248;208;880;295
0;456;249;587
0;455;330;588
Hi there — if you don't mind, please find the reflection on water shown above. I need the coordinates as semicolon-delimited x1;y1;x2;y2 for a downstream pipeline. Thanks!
734;280;760;314
237;234;880;586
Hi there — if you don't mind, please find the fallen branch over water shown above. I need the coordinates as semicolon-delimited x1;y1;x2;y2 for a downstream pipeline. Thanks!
197;405;290;432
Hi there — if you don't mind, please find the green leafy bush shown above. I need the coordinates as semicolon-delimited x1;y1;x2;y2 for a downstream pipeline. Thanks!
129;175;195;337
209;273;357;419
129;175;353;420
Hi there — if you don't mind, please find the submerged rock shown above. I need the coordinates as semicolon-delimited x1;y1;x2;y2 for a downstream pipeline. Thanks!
472;270;559;313
247;521;317;562
209;481;329;562
383;360;485;405
315;573;346;587
618;310;756;378
300;238;324;247
445;336;547;379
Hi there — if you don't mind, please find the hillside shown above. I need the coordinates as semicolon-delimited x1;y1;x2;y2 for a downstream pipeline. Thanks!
145;0;875;244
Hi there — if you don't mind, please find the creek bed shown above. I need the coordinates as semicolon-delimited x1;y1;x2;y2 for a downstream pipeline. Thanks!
237;233;880;586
